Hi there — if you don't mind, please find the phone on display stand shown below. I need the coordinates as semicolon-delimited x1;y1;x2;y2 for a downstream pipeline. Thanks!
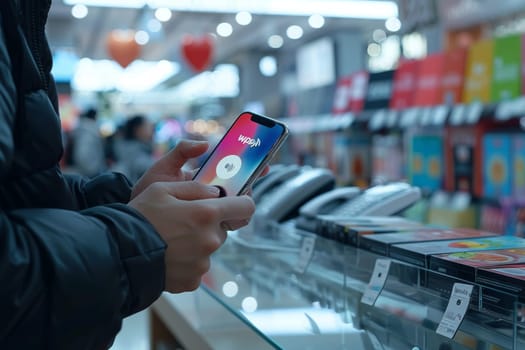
193;111;289;196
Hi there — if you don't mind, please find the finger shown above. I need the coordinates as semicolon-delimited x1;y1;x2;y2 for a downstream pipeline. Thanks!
158;181;220;200
184;168;199;181
205;195;256;221
161;140;209;171
221;219;250;231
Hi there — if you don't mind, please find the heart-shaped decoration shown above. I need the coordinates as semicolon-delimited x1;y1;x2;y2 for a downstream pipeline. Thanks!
181;34;214;72
106;29;141;68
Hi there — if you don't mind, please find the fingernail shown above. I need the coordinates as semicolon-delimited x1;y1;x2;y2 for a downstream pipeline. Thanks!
208;186;220;196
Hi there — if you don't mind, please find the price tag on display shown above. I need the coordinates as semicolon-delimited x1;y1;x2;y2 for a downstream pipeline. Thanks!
295;236;316;274
465;102;483;124
385;110;398;128
361;259;391;306
436;283;474;339
419;107;433;126
495;100;513;121
432;105;450;126
369;109;387;131
400;108;420;128
449;104;466;125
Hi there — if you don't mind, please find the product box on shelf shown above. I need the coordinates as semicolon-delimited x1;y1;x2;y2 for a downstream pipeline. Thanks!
360;227;498;256
513;134;525;201
389;236;525;268
371;134;404;184
482;133;513;199
441;47;467;105
413;52;445;107
463;39;494;104
314;215;424;246
491;34;522;102
389;59;419;110
363;70;395;111
478;200;512;235
429;248;525;282
409;134;444;192
476;264;525;318
477;264;525;300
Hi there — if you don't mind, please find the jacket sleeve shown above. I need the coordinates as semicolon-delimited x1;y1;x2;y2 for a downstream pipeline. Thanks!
0;13;16;181
64;172;134;209
0;203;167;350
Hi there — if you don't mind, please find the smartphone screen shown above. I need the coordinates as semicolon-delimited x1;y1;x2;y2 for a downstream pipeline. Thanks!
193;112;288;196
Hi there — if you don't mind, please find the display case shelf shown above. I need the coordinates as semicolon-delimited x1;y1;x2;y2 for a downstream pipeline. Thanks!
153;223;525;350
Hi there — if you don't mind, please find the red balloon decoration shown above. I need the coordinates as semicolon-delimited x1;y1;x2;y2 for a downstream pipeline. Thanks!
106;29;141;68
181;34;214;72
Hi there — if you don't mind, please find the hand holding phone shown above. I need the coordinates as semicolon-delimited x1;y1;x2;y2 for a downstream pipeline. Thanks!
193;111;289;196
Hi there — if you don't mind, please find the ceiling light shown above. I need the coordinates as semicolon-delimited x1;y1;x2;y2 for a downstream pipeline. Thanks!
155;7;172;22
373;29;387;42
286;25;303;40
259;56;277;77
308;14;325;29
367;42;381;57
147;19;162;33
217;22;233;37
135;30;150;45
63;1;398;19
268;35;283;49
236;11;252;25
71;4;88;19
385;17;402;32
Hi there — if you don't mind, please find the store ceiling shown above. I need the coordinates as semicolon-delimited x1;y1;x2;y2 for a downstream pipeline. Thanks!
47;0;397;85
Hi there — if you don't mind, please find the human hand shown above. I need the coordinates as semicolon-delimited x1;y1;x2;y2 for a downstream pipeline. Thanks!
131;138;270;199
128;180;255;292
131;140;209;200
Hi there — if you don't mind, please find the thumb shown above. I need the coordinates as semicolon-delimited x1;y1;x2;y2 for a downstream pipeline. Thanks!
160;140;209;171
157;181;220;201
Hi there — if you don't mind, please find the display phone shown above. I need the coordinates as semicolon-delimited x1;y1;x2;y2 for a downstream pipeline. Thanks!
193;111;289;196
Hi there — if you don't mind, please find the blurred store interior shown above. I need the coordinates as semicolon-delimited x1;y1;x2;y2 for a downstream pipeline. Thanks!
45;0;525;349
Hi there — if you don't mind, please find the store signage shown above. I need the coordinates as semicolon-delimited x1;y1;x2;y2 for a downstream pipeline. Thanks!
463;39;494;103
390;59;419;110
491;34;522;102
436;283;474;339
441;48;467;105
413;53;444;106
332;71;369;115
363;70;395;111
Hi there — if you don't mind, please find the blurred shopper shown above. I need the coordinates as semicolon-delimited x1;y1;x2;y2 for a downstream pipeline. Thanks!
69;108;107;177
0;1;257;349
114;114;156;183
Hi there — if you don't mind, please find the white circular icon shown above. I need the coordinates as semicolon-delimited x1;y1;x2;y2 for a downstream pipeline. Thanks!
216;155;242;179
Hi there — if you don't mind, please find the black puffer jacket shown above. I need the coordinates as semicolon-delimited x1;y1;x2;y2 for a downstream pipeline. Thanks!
0;1;166;349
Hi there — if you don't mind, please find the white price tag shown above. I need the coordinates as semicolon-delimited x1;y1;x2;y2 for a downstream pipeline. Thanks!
432;105;449;126
450;104;466;125
361;259;391;305
295;236;316;273
369;109;387;131
465;102;483;124
419;107;433;126
385;110;398;128
436;283;474;339
495;100;512;120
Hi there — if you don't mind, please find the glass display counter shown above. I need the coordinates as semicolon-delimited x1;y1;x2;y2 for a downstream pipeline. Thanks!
151;221;525;350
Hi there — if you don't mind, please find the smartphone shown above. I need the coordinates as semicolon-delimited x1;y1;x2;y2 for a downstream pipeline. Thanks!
193;111;289;196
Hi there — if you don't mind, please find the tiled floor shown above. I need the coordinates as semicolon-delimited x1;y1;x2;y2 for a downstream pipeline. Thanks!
110;309;150;350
